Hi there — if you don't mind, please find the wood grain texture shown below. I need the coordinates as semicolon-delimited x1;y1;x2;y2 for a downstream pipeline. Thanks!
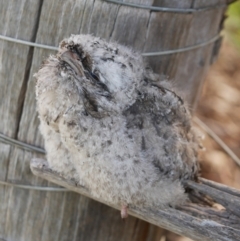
0;143;11;238
2;1;161;240
31;159;240;241
0;0;233;240
143;1;226;106
0;0;42;138
0;1;43;240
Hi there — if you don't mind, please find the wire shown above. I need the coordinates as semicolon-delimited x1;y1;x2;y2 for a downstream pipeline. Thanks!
0;133;69;191
142;35;220;56
0;2;232;193
0;34;58;51
1;117;239;191
102;0;226;13
0;180;69;191
0;34;220;57
194;117;240;167
0;132;46;154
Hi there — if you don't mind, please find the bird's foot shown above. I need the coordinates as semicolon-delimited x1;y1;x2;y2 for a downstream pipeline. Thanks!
121;204;128;219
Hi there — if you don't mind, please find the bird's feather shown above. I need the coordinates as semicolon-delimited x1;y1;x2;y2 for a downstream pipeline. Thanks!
35;34;199;209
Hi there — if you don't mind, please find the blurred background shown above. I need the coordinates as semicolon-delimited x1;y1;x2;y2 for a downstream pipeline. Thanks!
165;1;240;240
197;0;240;188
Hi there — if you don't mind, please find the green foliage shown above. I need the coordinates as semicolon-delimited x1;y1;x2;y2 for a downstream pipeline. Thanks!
225;0;240;50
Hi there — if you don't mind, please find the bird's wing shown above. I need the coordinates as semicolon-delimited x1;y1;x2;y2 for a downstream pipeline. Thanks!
123;81;199;181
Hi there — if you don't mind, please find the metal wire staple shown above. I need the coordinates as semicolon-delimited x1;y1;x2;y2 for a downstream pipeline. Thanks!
102;0;227;13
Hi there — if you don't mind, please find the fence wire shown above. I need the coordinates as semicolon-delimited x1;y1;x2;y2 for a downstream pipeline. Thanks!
0;0;237;192
0;34;221;56
102;0;227;13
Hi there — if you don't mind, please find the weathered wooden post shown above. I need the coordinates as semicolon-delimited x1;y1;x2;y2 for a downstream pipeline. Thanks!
0;0;235;241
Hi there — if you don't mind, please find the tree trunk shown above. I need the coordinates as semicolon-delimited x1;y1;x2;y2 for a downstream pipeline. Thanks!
0;0;234;240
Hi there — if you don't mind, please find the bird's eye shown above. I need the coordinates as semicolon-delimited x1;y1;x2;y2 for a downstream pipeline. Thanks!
67;44;84;61
90;71;100;82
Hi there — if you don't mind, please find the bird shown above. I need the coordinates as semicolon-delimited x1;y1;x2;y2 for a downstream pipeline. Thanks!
35;34;200;218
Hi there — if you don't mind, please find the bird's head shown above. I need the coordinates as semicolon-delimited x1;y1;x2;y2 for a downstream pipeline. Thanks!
47;34;146;116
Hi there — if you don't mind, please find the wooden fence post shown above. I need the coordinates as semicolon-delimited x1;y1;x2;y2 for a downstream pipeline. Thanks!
0;0;235;240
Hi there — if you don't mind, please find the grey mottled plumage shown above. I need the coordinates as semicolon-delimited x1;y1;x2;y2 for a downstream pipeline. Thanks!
35;34;199;216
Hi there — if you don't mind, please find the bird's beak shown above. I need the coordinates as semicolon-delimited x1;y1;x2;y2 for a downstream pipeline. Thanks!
60;50;84;77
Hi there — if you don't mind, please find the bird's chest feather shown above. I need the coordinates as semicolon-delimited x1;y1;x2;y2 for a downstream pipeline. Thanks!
35;34;199;208
60;114;161;201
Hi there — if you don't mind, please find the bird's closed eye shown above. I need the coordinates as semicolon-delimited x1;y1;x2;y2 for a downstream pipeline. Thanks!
85;70;111;96
68;45;83;60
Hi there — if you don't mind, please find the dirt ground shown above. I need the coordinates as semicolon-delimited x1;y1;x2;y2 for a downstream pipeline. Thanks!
163;39;240;241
